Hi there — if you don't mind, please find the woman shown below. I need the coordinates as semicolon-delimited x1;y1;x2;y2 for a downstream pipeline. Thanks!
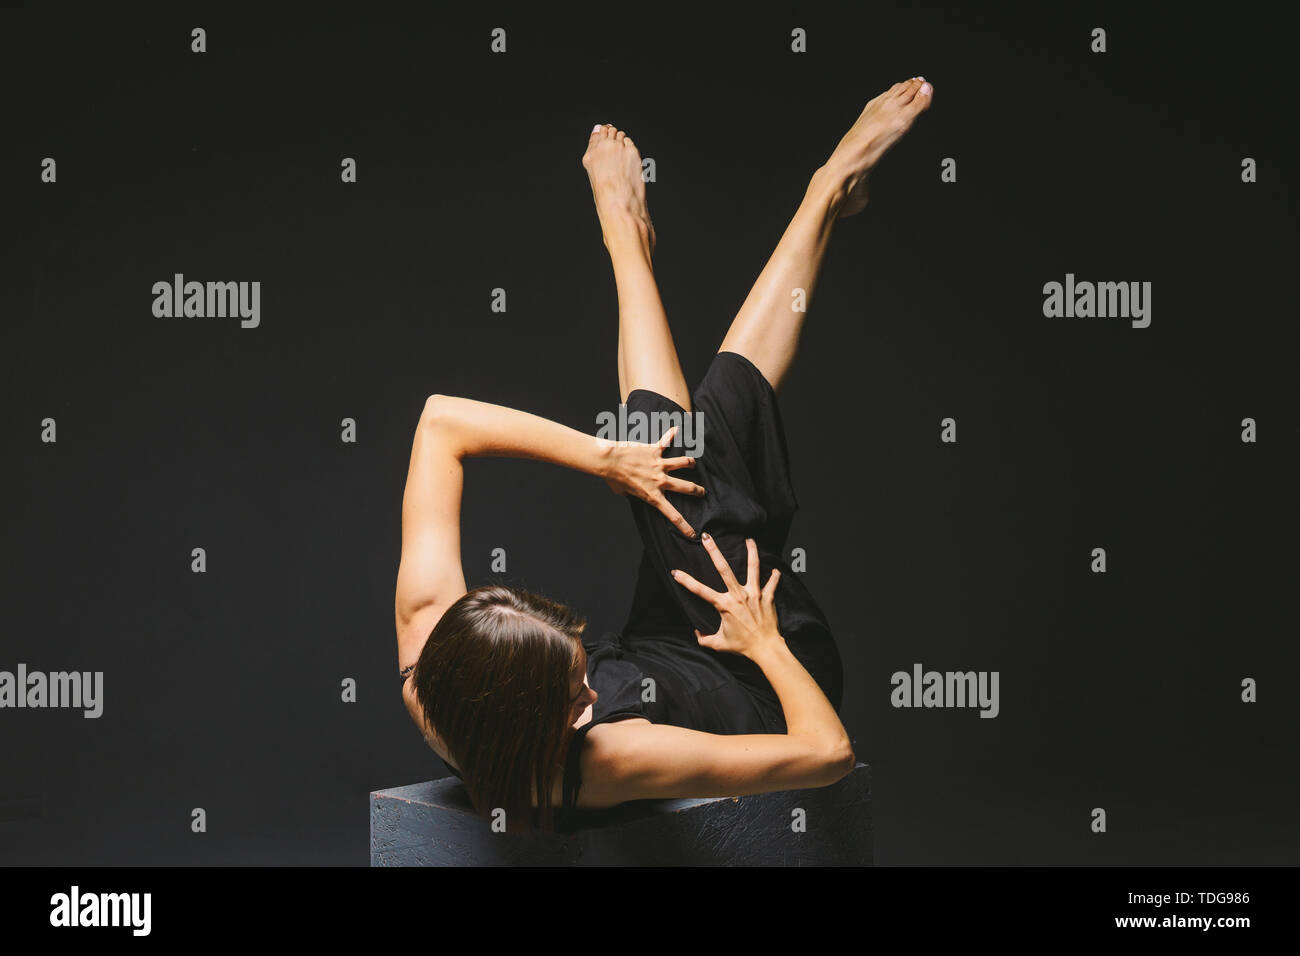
394;77;934;831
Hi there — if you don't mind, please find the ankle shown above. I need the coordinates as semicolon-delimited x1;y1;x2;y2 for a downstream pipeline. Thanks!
602;213;653;258
807;165;849;216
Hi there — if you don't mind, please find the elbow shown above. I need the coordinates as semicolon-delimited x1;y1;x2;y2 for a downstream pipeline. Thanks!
421;394;466;446
817;738;856;785
422;393;453;426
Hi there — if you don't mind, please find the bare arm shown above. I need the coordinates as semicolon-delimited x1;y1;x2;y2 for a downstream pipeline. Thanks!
394;394;705;716
573;535;853;806
394;394;609;662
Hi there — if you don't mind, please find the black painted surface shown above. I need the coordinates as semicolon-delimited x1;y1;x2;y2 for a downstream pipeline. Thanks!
371;764;872;866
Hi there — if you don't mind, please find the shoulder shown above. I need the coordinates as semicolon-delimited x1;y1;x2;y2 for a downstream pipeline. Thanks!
401;673;456;767
562;718;737;807
559;716;651;809
396;600;453;674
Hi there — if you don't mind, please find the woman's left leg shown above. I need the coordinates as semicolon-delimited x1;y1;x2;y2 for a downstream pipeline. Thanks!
582;123;691;412
718;77;934;393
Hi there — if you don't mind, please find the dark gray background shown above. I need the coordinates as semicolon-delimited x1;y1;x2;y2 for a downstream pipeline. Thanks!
3;1;1296;865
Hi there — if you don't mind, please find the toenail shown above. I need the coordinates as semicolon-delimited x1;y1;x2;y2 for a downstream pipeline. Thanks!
593;123;603;132
920;81;932;96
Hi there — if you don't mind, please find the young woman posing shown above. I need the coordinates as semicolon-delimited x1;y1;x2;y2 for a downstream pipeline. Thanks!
394;77;933;830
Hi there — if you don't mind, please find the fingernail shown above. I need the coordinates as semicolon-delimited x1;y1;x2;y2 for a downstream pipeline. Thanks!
701;532;711;541
920;82;932;96
670;569;679;577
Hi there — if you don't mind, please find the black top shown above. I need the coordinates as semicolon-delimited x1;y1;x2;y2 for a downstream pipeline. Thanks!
426;352;844;813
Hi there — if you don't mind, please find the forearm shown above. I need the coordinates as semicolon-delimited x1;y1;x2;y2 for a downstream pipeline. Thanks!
425;393;611;479
394;394;605;639
747;638;852;758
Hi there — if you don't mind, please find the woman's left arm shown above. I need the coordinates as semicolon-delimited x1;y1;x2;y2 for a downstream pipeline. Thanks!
395;393;703;668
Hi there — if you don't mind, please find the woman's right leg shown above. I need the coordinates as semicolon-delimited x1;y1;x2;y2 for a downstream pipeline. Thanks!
582;124;692;413
717;77;933;393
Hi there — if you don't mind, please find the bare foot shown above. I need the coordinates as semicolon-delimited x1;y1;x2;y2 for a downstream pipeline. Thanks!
581;123;656;252
825;77;933;217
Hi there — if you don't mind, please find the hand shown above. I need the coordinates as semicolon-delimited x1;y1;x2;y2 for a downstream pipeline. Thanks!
601;425;705;539
670;536;783;658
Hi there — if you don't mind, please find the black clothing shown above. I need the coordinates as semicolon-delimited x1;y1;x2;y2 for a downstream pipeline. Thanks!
423;351;844;813
561;350;843;809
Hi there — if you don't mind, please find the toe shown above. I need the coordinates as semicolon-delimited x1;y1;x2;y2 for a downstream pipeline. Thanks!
914;81;933;108
897;78;922;103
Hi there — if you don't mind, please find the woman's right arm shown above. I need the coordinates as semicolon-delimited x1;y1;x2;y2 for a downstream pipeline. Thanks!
395;393;705;669
395;393;707;752
573;535;855;806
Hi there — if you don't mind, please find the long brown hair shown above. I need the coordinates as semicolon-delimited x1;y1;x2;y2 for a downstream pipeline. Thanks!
411;584;586;832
